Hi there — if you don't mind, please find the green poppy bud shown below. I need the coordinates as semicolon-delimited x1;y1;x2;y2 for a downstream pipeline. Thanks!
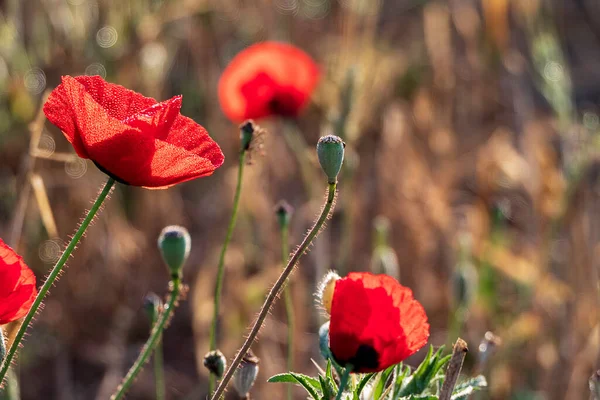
240;120;256;151
203;349;227;379
233;350;260;399
157;225;191;278
316;135;345;184
274;200;294;229
143;292;162;321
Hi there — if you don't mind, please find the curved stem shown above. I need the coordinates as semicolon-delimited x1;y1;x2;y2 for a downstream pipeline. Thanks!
335;366;352;400
281;223;294;400
209;150;247;394
211;182;338;400
111;278;181;400
0;177;115;385
151;307;165;400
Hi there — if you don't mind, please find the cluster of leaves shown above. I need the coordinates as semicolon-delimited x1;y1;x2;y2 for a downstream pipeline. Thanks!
268;347;487;400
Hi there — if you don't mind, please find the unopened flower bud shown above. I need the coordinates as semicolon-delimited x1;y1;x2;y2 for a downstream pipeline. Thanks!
316;135;345;184
143;292;162;321
240;120;256;151
275;200;294;229
233;350;260;399
316;271;340;315
158;225;191;278
203;349;227;379
318;321;333;362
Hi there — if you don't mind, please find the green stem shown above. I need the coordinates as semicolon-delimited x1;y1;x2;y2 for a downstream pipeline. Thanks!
211;182;338;400
0;328;5;366
152;306;165;400
335;366;352;400
281;223;294;400
111;277;181;400
0;177;115;385
209;150;247;394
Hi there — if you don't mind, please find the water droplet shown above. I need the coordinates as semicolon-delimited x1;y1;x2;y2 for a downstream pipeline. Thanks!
24;68;46;94
96;26;118;48
38;133;56;157
65;158;88;179
544;61;564;83
39;240;61;263
85;62;107;78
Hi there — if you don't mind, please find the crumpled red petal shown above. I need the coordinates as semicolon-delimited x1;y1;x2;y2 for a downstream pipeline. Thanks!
218;41;320;122
43;75;224;188
329;272;429;373
0;239;37;325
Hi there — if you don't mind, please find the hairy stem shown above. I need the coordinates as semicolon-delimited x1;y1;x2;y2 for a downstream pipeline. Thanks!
151;307;165;400
0;177;115;385
209;150;247;394
281;222;294;400
111;278;181;400
211;182;337;400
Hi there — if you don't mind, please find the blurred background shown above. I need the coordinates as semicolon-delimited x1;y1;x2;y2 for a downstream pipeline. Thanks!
0;0;599;398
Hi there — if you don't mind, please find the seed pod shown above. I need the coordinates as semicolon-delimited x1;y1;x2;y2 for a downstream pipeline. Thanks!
233;350;260;399
157;225;191;278
316;135;345;184
203;350;227;379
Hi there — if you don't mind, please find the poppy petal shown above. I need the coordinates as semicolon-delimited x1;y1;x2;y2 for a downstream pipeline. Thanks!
71;75;157;121
329;272;429;373
218;41;319;122
0;239;37;325
44;75;224;188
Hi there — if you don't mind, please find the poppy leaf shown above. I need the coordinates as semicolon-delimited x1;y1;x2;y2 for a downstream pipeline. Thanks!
397;346;449;397
268;372;321;400
356;373;376;396
373;365;396;400
451;375;488;400
319;375;332;400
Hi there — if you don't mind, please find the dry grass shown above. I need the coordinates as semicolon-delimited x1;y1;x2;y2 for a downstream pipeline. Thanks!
1;0;600;399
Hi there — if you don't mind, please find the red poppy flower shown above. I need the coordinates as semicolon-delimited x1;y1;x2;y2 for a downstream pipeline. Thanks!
43;75;224;189
328;272;429;373
218;41;319;122
0;239;37;325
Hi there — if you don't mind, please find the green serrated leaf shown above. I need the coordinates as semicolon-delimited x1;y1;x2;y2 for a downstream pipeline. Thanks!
356;373;376;396
320;375;332;399
397;346;450;397
451;375;487;400
374;366;396;400
268;372;321;400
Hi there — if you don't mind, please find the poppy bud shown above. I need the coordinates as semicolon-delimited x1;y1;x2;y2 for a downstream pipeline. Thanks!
316;135;345;184
203;349;227;379
240;120;256;151
318;321;333;362
158;225;191;278
274;200;294;229
233;350;260;399
316;271;340;315
143;292;162;321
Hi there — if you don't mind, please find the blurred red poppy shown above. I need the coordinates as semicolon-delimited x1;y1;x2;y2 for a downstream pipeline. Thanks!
329;272;429;373
43;75;224;189
0;239;37;325
218;42;319;122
